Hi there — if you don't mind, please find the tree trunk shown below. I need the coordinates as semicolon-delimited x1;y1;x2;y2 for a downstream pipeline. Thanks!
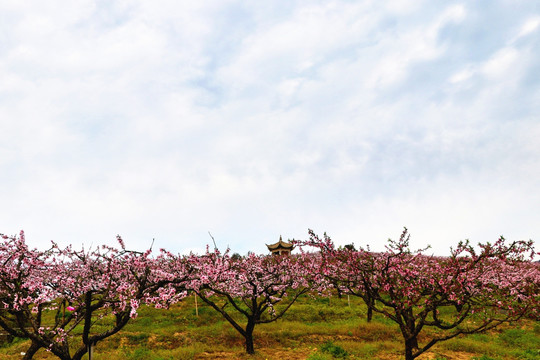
404;337;419;360
72;346;88;360
22;341;41;360
244;320;256;354
405;345;413;360
51;348;72;360
365;296;374;322
245;333;255;355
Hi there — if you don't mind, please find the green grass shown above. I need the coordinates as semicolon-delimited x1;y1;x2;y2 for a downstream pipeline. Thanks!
0;295;538;360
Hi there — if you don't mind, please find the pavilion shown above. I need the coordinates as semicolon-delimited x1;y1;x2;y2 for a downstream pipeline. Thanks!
266;236;294;256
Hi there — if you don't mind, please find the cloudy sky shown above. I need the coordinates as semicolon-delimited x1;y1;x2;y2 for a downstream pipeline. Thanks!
1;0;539;256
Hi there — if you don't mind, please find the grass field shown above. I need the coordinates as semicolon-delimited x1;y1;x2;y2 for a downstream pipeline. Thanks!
1;295;539;360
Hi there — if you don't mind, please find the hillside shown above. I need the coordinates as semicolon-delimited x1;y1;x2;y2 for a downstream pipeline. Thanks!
1;295;538;360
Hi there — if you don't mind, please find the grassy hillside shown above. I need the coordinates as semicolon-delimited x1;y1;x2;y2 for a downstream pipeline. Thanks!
1;295;538;360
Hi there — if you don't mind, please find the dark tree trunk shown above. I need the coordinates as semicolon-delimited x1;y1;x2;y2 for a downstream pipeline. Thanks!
72;347;88;360
405;346;413;360
367;304;373;322
404;337;419;360
245;333;255;355
51;347;72;360
22;341;41;360
365;295;374;322
244;320;256;354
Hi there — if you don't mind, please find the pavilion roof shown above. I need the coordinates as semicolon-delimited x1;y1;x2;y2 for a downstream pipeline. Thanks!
266;236;294;251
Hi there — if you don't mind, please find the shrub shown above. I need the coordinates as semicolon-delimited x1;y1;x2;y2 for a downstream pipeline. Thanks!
320;340;348;358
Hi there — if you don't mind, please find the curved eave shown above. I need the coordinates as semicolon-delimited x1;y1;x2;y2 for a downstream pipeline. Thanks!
266;240;294;251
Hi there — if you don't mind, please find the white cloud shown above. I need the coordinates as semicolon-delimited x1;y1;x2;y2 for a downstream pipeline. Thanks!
448;67;474;84
515;16;540;40
482;47;519;78
0;0;538;256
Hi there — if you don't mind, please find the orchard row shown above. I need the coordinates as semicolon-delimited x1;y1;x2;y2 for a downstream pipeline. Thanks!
1;229;538;360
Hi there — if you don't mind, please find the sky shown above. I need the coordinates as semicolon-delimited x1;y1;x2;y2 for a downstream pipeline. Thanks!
1;0;539;257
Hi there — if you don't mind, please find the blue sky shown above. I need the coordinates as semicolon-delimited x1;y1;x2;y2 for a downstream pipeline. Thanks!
1;0;539;256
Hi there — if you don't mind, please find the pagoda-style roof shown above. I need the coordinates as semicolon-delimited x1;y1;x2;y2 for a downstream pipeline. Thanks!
266;236;294;251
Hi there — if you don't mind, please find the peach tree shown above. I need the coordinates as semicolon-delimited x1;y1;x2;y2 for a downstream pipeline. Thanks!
299;228;539;360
